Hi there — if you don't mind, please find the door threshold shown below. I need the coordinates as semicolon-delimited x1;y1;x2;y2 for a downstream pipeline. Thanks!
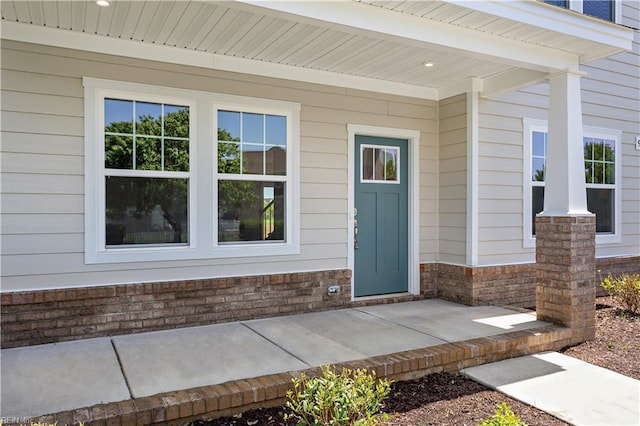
352;292;414;302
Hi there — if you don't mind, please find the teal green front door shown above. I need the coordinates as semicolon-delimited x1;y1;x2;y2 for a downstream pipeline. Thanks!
354;135;408;297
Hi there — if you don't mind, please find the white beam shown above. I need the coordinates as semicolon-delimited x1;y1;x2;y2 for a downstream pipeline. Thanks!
233;0;580;72
445;0;633;52
481;69;549;99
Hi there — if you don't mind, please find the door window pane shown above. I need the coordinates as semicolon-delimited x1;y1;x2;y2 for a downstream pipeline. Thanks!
106;176;189;246
361;145;399;183
218;181;285;243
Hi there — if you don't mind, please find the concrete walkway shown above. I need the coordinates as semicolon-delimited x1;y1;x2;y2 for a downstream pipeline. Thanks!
463;352;640;426
1;298;636;425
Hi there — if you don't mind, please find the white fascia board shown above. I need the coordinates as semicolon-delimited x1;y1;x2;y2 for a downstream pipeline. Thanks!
445;0;634;51
234;0;580;72
1;21;437;100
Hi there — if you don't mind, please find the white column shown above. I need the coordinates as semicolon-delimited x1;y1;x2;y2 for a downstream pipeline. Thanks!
540;70;590;216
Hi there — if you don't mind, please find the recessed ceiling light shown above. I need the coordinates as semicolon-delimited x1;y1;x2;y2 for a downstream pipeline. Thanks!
423;61;435;68
96;0;110;6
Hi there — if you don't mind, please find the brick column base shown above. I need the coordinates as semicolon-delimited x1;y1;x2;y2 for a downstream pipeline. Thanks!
535;215;596;345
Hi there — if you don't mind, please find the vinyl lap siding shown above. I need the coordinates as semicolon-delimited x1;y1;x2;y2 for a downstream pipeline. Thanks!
438;94;467;265
0;40;437;292
477;86;548;265
476;1;640;264
580;1;640;258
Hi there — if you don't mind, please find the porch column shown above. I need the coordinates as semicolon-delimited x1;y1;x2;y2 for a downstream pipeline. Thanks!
536;70;596;345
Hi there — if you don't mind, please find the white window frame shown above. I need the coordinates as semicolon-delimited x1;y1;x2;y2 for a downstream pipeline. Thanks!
523;118;622;248
84;78;300;264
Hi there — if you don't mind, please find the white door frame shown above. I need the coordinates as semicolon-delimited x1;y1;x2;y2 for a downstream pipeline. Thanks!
347;124;421;300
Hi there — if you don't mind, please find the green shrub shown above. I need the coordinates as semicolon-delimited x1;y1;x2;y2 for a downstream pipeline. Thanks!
600;272;640;314
285;365;391;426
479;403;528;426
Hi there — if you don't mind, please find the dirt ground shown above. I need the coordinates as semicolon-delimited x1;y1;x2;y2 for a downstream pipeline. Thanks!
190;296;639;426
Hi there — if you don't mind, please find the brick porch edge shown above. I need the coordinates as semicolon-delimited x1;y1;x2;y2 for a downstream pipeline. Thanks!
31;324;572;426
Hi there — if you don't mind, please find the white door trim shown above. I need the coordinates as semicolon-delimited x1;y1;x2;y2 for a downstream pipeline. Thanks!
347;124;421;300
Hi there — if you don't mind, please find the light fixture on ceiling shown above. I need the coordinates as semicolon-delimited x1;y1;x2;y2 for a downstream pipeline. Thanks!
423;61;435;68
96;0;110;6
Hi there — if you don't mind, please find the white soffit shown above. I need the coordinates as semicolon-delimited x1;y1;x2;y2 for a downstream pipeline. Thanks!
0;0;634;100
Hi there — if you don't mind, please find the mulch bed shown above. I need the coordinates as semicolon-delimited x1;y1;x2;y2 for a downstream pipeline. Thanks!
190;296;639;426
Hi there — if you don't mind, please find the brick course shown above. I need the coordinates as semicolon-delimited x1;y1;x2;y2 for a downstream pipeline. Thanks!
535;215;596;345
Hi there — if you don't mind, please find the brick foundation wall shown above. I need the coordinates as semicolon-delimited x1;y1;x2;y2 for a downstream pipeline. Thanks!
1;270;353;349
420;263;536;307
3;255;637;348
421;255;639;308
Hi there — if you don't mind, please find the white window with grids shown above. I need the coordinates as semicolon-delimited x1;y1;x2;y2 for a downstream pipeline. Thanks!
84;78;300;263
523;118;621;247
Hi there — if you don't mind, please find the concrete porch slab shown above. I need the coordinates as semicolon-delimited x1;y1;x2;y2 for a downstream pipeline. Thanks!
0;338;129;419
112;322;309;398
358;300;550;341
244;308;447;366
462;352;640;426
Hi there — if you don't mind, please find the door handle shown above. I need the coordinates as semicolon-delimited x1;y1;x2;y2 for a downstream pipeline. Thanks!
354;218;359;249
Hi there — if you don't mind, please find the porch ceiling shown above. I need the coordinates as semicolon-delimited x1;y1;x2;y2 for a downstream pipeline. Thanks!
1;0;634;100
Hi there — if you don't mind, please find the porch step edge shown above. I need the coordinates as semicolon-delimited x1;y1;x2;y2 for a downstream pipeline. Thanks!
35;325;572;426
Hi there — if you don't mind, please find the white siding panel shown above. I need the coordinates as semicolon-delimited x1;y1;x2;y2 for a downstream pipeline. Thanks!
1;132;83;156
2;214;83;234
301;198;347;214
2;194;83;214
2;90;82;116
2;153;83;175
2;111;83;136
1;173;83;195
1;234;84;255
438;96;466;274
1;70;83;97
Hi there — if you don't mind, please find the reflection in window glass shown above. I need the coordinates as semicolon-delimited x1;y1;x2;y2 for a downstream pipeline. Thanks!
105;99;133;132
361;146;399;183
583;0;613;21
217;110;287;176
532;186;545;235
218;180;285;243
218;111;241;141
530;130;616;236
266;115;286;145
532;131;546;181
588;188;614;233
242;143;264;175
105;176;188;246
584;138;615;185
104;99;189;171
243;113;264;144
136;102;162;136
